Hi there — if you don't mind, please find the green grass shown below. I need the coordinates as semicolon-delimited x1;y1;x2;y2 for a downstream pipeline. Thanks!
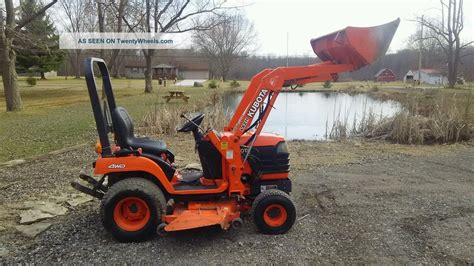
0;77;224;162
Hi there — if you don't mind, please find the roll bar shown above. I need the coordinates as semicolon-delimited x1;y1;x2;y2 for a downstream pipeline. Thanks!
84;57;116;156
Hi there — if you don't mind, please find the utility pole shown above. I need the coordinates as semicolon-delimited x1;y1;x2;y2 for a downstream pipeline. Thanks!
417;15;423;85
286;32;289;67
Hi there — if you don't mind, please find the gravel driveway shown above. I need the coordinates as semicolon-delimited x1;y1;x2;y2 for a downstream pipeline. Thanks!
1;141;473;264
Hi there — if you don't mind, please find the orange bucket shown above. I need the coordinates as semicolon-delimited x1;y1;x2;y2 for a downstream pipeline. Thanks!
311;18;400;70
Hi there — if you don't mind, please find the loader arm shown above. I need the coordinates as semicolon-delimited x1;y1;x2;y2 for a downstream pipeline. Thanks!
225;18;400;141
226;62;354;138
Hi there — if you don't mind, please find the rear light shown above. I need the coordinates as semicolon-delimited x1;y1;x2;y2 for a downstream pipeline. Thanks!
95;141;102;154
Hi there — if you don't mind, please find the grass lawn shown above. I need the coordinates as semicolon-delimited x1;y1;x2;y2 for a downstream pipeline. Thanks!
0;77;232;163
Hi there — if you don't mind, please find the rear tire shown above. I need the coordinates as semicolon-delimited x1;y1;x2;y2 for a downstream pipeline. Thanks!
251;189;296;234
101;178;166;242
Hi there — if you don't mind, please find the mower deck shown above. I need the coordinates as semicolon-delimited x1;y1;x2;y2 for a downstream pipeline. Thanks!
162;200;240;232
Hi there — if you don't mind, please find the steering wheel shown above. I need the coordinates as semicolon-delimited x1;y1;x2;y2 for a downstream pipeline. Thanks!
177;112;204;133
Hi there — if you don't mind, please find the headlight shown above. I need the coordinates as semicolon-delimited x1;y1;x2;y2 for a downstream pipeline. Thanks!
276;141;288;154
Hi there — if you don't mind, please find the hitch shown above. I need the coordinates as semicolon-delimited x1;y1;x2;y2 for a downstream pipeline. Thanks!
71;172;107;199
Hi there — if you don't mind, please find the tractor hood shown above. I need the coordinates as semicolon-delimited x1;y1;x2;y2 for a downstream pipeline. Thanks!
310;18;400;70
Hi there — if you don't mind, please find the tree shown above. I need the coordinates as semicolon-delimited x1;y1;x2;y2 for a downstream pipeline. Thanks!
57;0;97;79
407;27;446;72
0;0;58;111
193;14;256;81
414;0;472;87
106;0;127;78
15;0;65;79
116;0;232;93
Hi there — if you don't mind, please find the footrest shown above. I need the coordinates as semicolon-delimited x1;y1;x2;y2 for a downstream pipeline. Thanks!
179;171;202;184
173;183;218;191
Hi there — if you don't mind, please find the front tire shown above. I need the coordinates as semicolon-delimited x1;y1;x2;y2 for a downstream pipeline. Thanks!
100;178;166;242
251;189;296;234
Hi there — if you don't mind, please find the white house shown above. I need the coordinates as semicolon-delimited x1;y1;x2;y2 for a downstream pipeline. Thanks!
404;69;447;85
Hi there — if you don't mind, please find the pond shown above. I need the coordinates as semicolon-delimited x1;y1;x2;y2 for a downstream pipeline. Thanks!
223;91;401;140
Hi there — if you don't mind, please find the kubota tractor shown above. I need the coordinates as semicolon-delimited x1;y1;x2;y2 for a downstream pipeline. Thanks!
72;19;399;242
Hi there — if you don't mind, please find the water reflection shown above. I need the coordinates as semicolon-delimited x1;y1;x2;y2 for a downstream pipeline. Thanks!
223;91;401;140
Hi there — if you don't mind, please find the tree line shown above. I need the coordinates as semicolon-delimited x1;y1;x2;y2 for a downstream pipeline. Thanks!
1;0;472;112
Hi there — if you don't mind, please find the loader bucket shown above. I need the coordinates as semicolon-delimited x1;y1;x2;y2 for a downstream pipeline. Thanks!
310;18;400;70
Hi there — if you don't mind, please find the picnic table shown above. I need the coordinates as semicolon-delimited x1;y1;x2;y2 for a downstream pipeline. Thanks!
163;90;190;103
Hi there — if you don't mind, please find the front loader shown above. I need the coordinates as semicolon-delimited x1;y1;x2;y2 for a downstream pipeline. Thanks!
72;19;400;242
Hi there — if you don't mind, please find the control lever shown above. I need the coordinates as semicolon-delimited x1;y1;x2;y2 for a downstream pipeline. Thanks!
180;113;205;132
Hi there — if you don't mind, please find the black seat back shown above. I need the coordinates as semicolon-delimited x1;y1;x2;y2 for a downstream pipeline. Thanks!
111;106;134;148
197;140;222;179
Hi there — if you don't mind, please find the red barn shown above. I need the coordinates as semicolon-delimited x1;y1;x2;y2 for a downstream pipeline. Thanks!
374;68;396;82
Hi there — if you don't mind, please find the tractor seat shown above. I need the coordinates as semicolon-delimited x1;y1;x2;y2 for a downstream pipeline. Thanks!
111;107;167;155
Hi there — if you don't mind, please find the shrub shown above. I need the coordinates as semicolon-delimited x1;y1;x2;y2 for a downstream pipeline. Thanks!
326;92;473;144
322;80;332;89
346;85;356;90
208;80;218;89
26;76;37;87
142;91;228;136
230;80;240;88
193;81;203;87
353;94;472;144
370;85;379;92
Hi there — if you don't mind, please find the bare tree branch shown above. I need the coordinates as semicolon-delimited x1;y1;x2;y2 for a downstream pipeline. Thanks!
15;0;58;30
413;0;468;87
193;13;256;80
155;0;173;24
161;0;191;32
460;53;473;59
461;41;473;48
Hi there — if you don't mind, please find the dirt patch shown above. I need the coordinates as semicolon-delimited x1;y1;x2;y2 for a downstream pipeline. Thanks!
0;139;473;263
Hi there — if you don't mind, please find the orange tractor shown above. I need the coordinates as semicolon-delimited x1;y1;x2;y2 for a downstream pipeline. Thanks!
72;19;399;242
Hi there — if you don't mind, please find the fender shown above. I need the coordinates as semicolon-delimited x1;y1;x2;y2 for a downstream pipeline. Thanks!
94;156;174;193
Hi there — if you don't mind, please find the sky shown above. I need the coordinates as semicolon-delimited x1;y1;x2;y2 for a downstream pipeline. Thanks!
238;0;474;56
1;0;471;56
